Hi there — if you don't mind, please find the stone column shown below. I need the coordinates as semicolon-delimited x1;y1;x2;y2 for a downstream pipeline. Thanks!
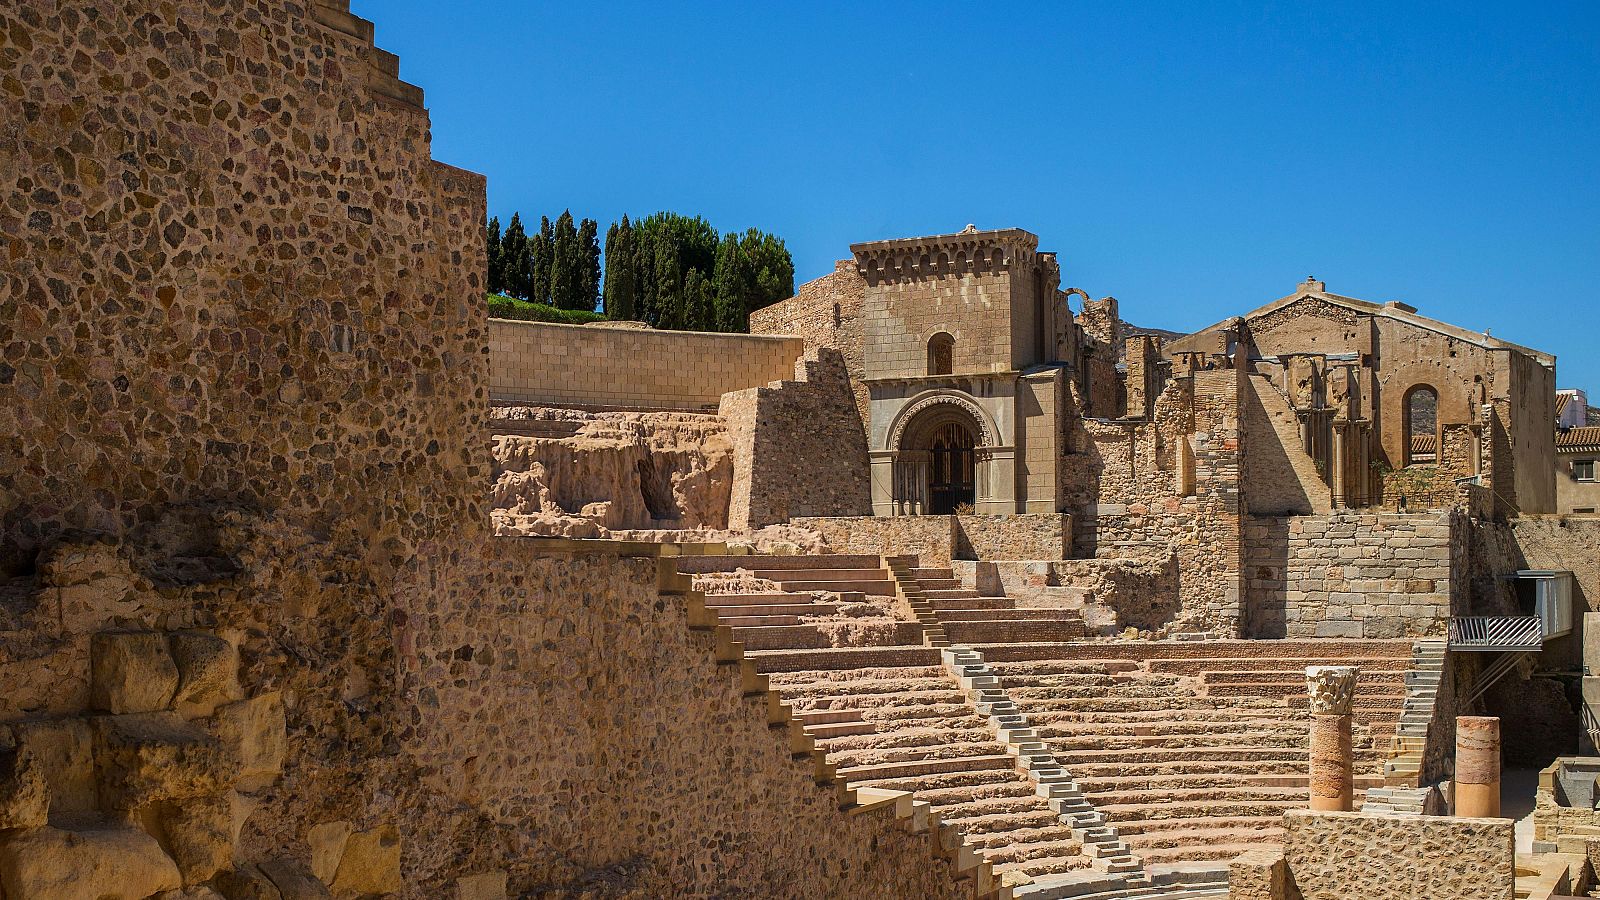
1455;716;1501;817
1306;665;1360;811
1330;423;1347;509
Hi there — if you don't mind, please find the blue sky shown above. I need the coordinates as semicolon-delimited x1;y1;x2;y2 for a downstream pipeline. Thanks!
356;1;1600;391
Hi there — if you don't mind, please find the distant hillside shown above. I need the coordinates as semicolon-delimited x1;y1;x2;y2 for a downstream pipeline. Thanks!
1112;322;1187;361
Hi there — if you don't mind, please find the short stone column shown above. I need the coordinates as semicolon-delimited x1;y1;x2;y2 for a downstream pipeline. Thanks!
1455;716;1501;817
1306;665;1360;811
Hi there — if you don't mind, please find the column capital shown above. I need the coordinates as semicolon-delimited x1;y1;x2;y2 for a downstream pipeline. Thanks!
1305;665;1360;716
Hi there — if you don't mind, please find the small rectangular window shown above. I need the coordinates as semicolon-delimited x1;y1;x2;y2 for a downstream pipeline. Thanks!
1576;460;1597;482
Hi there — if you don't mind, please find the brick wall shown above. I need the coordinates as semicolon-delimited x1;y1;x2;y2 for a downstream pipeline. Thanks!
488;319;803;409
720;349;871;528
1242;512;1453;638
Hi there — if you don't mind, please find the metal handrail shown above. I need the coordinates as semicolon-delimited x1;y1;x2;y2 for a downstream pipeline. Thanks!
1448;615;1543;652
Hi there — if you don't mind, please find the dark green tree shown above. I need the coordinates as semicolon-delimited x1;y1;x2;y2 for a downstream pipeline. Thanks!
531;216;553;305
739;228;795;318
650;227;682;329
711;233;750;332
578;217;601;312
500;213;529;300
603;216;638;321
486;215;504;296
550;210;581;310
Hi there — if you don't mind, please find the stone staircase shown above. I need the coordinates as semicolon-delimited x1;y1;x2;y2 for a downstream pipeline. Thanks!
747;644;1097;894
974;639;1414;866
1380;639;1448;786
891;560;1090;646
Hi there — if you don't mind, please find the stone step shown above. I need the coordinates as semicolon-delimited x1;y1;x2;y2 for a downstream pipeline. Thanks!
835;753;1016;782
712;601;843;618
917;577;963;590
747;646;943;672
1113;815;1285;837
1146;656;1410;675
719;614;804;627
946;621;1090;643
973;640;1417;664
931;596;1017;611
1134;840;1283;865
939;608;1086;622
765;578;896;596
678;553;883;573
703;592;828;605
1201;669;1408;687
924;588;986;599
753;567;892;582
804;720;878;739
911;567;956;580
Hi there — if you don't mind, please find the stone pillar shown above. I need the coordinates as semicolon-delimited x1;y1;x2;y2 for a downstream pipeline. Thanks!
1455;716;1501;817
1306;665;1359;811
1330;423;1347;509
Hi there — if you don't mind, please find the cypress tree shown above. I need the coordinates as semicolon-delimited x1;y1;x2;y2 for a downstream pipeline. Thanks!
531;216;553;305
712;233;749;333
551;210;580;310
486;215;503;296
501;213;529;300
579;217;601;312
603;216;637;321
652;228;681;329
740;229;796;319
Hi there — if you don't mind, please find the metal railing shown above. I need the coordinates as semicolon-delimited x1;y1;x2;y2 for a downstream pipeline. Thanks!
1447;615;1543;652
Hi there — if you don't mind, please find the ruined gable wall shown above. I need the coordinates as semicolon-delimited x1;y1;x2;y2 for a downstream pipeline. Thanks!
750;260;870;430
720;348;872;529
489;318;804;410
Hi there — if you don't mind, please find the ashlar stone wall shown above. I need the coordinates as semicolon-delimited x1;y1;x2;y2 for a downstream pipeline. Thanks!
1241;512;1453;639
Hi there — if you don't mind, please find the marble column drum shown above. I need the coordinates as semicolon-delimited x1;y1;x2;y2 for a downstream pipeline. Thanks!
1455;716;1501;818
1306;666;1360;811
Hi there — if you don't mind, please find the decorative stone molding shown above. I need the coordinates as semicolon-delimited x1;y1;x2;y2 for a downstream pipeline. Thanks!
1305;665;1360;716
884;389;1000;450
851;228;1043;285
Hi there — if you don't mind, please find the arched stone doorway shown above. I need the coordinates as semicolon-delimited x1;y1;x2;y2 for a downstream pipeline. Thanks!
878;391;1001;515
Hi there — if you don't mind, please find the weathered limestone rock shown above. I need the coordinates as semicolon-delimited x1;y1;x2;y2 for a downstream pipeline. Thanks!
92;631;180;714
94;712;234;811
0;824;181;899
214;692;287;792
308;820;353;884
170;631;241;717
12;717;96;817
157;888;229;900
1456;716;1502;818
1306;666;1359;811
160;792;237;884
259;859;333;899
330;824;402;895
456;870;509;900
38;543;145;634
0;745;49;829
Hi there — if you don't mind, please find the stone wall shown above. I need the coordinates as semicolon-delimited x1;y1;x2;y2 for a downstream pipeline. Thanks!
0;2;983;896
1278;809;1514;900
1065;370;1244;634
488;318;803;410
954;514;1071;561
749;260;870;430
720;349;872;529
1241;513;1453;639
792;514;1072;567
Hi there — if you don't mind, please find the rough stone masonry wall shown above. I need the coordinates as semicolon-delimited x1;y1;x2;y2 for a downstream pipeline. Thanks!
1279;810;1514;900
1241;512;1453;639
749;260;870;430
0;2;980;896
720;348;872;529
1063;370;1244;634
488;317;804;410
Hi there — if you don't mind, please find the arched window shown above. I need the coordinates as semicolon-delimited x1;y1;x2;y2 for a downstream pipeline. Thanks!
928;332;954;376
1404;385;1438;466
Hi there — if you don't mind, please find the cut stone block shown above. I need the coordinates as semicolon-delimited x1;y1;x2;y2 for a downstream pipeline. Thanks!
92;631;180;714
215;692;286;792
160;792;236;884
0;824;181;899
11;717;96;817
93;712;234;811
308;820;352;883
457;870;509;900
330;824;402;895
170;631;240;717
0;745;48;829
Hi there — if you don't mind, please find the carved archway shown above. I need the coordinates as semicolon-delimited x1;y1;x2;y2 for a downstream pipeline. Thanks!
884;389;998;452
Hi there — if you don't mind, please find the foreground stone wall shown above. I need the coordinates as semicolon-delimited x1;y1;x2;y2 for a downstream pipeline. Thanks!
792;514;1072;566
720;349;872;529
488;318;803;410
0;2;984;896
1279;809;1513;900
1241;513;1453;639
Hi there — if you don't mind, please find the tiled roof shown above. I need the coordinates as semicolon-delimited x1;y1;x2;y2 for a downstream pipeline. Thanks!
1557;426;1600;452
